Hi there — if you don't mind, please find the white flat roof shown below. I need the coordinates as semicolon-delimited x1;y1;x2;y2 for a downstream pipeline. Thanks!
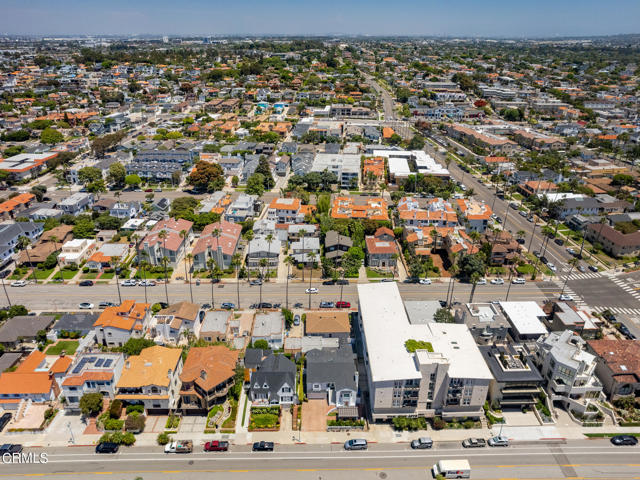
386;157;411;177
499;301;548;336
358;283;492;382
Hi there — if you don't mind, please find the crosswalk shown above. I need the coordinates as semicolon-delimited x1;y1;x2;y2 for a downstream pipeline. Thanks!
551;277;589;310
605;273;640;303
591;305;640;316
560;272;604;281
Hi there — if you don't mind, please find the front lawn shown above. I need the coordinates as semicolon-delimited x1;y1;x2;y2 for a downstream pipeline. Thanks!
45;340;79;355
34;268;55;280
366;267;393;278
81;272;99;279
249;406;280;430
101;271;115;279
60;269;79;279
516;264;535;275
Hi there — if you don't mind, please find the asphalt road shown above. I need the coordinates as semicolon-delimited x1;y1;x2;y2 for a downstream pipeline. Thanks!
3;441;640;479
362;73;396;120
1;281;554;311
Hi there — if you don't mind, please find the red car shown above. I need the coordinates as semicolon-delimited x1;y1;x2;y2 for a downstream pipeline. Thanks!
336;301;351;309
204;440;229;452
144;188;153;192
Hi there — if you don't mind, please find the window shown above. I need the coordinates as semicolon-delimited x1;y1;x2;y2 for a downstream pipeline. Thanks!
312;384;321;391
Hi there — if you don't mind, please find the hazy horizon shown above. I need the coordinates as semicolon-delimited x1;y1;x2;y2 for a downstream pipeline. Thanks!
2;0;639;38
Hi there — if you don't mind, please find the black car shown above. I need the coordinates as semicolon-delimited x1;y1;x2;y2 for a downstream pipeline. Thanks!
252;441;274;451
588;265;599;272
554;238;564;245
156;302;169;309
618;324;636;340
323;280;336;285
96;442;120;453
0;413;11;431
220;302;235;310
0;444;22;455
79;280;94;287
293;303;303;308
403;278;419;284
0;270;10;279
201;303;212;310
258;302;273;309
610;435;638;446
540;256;549;265
336;279;349;285
516;238;526;245
99;301;116;308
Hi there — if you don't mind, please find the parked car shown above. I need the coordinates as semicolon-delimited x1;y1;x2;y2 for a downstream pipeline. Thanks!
250;279;262;286
322;280;336;285
257;302;273;309
204;440;229;452
475;278;487;285
547;263;557;272
554;238;564;246
10;280;27;287
344;439;368;450
380;278;395;282
164;440;193;454
155;188;163;192
138;280;156;287
121;279;137;286
294;303;303;308
518;210;528;217
79;280;94;287
95;442;119;454
0;413;12;432
617;324;636;340
403;277;419;284
490;278;504;285
0;270;10;279
540;256;549;265
0;444;22;455
410;437;433;449
201;303;212;310
221;302;235;310
335;301;351;308
559;294;573;301
512;278;526;285
610;435;638;446
336;279;349;285
78;302;94;310
566;247;577;255
488;436;509;447
99;301;116;308
577;265;587;273
319;301;335;308
252;441;274;452
588;265;599;272
305;287;319;294
293;314;300;326
419;278;432;285
462;438;486;448
516;238;526;245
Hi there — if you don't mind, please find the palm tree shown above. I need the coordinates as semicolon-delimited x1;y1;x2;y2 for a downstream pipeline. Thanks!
1;276;10;307
265;233;275;282
113;259;122;305
516;230;526;242
307;253;318;310
445;252;457;306
207;257;217;308
244;230;254;283
258;258;268;308
560;257;580;297
49;235;63;282
468;271;481;303
447;255;460;308
17;236;37;285
284;255;294;309
231;253;242;309
140;260;149;304
185;253;194;303
299;229;307;282
161;256;170;305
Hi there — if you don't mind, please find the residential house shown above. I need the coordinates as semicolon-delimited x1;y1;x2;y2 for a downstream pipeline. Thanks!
453;302;510;344
484;230;520;265
252;312;285;349
115;346;183;414
306;345;358;408
587;339;640;401
331;196;389;222
138;217;193;267
0;193;36;220
59;192;94;215
224;194;259;223
324;230;353;264
357;283;492;421
291;236;320;265
0;221;44;266
455;198;492;233
179;346;239;414
246;236;280;268
0;315;55;349
93;300;151;347
151;301;202;344
365;227;398;269
198;311;233;342
0;152;58;181
61;353;125;413
305;311;351;343
499;302;548;341
85;243;128;270
248;353;297;406
479;343;544;410
535;330;603;415
110;201;142;220
192;220;241;270
50;312;100;338
58;238;96;266
267;197;309;224
545;302;602;338
585;223;640;258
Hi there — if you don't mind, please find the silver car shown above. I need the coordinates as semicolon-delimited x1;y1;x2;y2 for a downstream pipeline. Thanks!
488;435;509;447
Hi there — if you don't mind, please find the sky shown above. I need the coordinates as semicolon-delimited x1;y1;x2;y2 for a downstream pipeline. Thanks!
1;0;639;38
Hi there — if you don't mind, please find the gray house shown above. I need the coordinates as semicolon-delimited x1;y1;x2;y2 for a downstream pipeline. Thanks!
249;354;297;406
306;345;358;407
324;230;353;264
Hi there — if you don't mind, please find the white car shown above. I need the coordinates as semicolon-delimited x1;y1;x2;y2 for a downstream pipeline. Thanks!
10;280;27;287
559;294;573;301
78;302;94;310
305;287;318;294
490;278;504;285
138;280;156;287
476;278;487;285
121;279;137;287
419;278;432;285
512;278;526;285
488;435;509;447
547;263;557;272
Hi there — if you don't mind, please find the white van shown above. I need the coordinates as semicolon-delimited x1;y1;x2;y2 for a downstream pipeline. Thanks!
432;459;471;479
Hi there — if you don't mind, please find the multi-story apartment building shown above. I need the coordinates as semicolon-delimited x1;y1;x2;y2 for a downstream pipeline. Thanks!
138;217;193;267
357;283;492;421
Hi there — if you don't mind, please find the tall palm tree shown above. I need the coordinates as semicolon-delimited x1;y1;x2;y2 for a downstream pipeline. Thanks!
140;260;149;304
299;229;307;282
307;253;318;310
1;276;10;307
447;255;460;308
445;252;457;307
244;230;254;283
49;235;63;282
516;230;526;242
265;233;275;282
185;253;194;303
560;257;580;297
18;236;37;284
284;255;294;309
161;256;170;305
258;258;268;308
468;271;481;303
231;253;242;309
207;257;217;308
113;259;122;305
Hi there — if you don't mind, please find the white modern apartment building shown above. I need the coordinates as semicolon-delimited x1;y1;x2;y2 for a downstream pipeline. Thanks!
357;283;492;421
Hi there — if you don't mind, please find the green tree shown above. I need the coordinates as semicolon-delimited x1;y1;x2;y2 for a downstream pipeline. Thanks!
107;162;126;186
72;217;96;238
458;254;486;280
408;135;425;150
78;166;102;185
255;156;275;190
40;127;63;144
79;393;103;417
187;161;224;191
433;308;454;323
253;339;269;350
121;337;156;356
246;173;265;196
125;174;142;187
